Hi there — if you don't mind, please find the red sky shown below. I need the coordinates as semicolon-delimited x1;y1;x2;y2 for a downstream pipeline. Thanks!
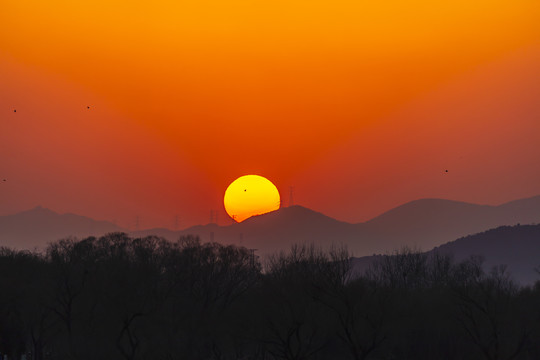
1;0;540;228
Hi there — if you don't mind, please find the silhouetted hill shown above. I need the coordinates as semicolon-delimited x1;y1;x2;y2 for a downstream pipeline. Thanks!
352;224;540;286
133;206;357;255
134;196;540;257
0;206;124;249
431;224;540;285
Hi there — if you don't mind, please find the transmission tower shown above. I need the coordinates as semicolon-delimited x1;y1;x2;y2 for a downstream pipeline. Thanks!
289;186;295;207
174;215;180;230
249;249;257;268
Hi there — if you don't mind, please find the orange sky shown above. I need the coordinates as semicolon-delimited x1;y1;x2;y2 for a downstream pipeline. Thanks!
1;0;540;228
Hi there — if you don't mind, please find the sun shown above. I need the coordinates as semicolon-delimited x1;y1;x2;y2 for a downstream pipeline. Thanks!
224;175;281;222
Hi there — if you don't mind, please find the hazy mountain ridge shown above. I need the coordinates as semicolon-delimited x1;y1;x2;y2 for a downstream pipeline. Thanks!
0;206;124;249
1;195;540;256
135;195;540;256
133;205;356;255
354;195;540;253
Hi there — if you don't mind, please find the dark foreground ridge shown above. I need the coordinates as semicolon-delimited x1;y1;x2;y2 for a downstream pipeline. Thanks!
0;234;539;359
351;223;540;286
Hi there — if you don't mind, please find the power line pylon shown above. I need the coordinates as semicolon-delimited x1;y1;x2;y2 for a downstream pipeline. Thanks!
289;186;295;207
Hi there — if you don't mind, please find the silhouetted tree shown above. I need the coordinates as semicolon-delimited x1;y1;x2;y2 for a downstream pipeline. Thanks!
450;259;531;360
1;235;540;360
258;244;340;360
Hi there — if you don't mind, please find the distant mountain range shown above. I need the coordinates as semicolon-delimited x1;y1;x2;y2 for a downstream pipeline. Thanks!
0;206;123;249
1;195;539;259
351;224;540;286
133;195;540;256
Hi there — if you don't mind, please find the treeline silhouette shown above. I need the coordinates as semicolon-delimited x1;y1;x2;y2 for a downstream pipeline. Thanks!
0;233;539;360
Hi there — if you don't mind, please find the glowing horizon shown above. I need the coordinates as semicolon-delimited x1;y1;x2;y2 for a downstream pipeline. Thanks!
1;0;539;228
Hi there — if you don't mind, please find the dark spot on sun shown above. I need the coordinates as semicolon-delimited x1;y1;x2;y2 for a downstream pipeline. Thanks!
244;189;247;192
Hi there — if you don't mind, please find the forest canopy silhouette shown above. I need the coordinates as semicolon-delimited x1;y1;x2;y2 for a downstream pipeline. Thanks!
0;233;539;360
